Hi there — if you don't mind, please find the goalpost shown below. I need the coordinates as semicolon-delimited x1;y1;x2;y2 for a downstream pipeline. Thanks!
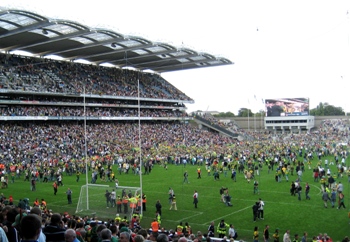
76;184;141;220
77;78;143;221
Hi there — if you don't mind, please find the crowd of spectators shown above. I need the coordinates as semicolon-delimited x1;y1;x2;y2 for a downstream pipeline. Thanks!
0;117;348;241
0;195;348;242
0;116;348;171
0;106;187;118
0;53;192;101
0;121;235;165
0;52;349;242
0;202;213;242
2;95;186;108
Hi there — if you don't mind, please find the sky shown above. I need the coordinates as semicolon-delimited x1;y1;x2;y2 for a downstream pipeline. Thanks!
1;0;350;114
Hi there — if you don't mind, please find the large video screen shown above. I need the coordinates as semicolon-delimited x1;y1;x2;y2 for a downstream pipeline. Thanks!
265;98;309;117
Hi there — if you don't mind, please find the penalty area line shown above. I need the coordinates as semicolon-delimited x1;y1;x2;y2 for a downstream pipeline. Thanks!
203;205;251;225
177;211;203;222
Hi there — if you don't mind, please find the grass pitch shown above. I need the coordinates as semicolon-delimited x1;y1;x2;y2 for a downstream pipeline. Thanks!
3;157;350;241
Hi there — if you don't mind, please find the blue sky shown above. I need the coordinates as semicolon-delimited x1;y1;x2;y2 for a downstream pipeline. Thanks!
2;0;350;114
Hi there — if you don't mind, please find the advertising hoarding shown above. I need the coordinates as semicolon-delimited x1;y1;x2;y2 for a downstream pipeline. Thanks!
265;98;309;117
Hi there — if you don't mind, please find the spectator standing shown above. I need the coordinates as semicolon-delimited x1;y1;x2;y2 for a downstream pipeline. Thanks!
0;226;8;242
122;195;129;214
42;213;66;242
76;171;80;182
105;190;111;208
197;167;202;179
264;225;270;242
296;183;302;201
109;225;118;242
228;224;236;239
53;181;58;195
183;171;189;184
292;234;299;242
273;229;280;242
258;198;265;220
322;191;330;208
116;196;122;213
169;194;177;210
305;183;310;200
155;200;162;216
254;180;259;194
41;199;47;209
330;189;337;208
176;222;184;236
156;211;161;226
337;192;346;209
231;169;237;182
301;232;307;242
193;190;198;208
157;233;168;242
217;219;229;238
253;226;259;242
142;193;147;211
168;188;174;204
76;222;87;241
100;228;112;242
110;189;116;208
30;207;46;242
290;182;296;196
208;221;215;237
252;202;259;222
283;230;291;242
65;229;80;242
31;177;36;191
120;232;131;242
66;188;73;204
20;214;42;242
151;219;159;233
184;222;192;235
57;174;63;186
297;169;302;182
337;182;343;193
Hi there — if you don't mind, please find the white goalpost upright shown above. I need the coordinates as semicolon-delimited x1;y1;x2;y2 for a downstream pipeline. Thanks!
76;75;143;220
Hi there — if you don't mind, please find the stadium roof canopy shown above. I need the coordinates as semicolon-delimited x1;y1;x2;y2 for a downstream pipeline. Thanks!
0;9;233;73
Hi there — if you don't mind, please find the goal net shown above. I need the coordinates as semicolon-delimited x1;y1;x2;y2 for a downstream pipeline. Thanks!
76;184;142;220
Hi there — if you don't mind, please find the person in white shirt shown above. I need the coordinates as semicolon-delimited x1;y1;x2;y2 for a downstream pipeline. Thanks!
283;230;291;242
258;198;265;220
228;224;236;239
110;189;116;207
297;169;302;182
337;182;343;193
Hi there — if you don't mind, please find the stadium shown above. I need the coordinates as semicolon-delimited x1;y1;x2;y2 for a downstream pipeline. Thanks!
0;7;349;242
